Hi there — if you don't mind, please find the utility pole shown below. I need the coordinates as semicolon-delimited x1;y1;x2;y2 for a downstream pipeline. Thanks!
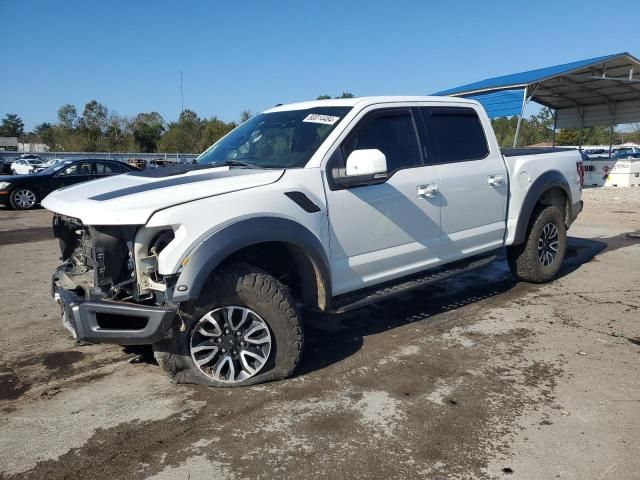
180;70;184;113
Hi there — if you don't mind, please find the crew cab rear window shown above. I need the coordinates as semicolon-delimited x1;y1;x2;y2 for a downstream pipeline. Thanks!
342;110;422;173
421;107;489;163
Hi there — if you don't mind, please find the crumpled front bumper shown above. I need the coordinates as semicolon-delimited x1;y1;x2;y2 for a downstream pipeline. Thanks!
52;276;176;346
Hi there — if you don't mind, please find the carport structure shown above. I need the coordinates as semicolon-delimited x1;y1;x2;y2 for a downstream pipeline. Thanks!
435;52;640;152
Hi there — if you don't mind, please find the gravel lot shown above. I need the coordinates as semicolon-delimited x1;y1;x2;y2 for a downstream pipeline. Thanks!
0;187;639;480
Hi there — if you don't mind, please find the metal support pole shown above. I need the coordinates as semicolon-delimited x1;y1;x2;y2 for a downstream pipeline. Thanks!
512;86;528;148
608;102;616;158
552;109;557;147
578;106;585;152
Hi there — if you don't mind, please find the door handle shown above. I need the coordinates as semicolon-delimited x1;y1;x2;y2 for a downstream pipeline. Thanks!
417;183;439;197
487;175;505;187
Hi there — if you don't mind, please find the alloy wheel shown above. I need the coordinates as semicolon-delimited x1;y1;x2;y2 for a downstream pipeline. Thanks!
537;223;559;266
190;306;272;383
13;189;36;209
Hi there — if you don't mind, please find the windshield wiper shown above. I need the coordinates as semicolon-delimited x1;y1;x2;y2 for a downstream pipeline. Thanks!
216;160;264;169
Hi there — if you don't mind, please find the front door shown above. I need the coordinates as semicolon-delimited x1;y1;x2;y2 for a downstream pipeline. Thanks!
419;106;508;261
50;161;95;192
324;108;442;296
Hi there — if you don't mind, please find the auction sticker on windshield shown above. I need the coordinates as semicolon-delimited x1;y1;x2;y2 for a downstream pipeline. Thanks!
303;114;340;125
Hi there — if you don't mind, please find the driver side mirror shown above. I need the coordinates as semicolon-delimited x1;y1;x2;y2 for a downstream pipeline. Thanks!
335;149;388;187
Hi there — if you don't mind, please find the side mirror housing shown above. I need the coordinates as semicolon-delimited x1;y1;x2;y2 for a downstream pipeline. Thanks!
335;149;388;187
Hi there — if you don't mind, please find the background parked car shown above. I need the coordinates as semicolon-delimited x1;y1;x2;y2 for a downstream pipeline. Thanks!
0;159;134;210
43;158;68;168
17;154;43;161
11;158;47;175
126;158;147;170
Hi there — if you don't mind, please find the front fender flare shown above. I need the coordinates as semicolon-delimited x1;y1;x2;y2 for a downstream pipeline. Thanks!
168;217;331;306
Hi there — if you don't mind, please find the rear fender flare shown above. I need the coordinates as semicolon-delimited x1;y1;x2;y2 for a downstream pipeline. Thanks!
513;170;572;245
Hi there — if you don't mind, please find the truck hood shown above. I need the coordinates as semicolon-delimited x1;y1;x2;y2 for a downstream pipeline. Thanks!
42;165;285;225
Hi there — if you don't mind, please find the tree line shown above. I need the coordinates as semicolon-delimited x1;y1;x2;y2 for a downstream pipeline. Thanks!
491;107;638;147
0;101;249;153
1;99;637;154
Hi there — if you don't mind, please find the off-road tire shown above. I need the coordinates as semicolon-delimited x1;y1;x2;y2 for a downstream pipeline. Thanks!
153;263;303;387
507;205;567;283
9;187;38;210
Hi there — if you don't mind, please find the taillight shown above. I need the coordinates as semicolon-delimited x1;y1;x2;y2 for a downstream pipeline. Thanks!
576;161;585;189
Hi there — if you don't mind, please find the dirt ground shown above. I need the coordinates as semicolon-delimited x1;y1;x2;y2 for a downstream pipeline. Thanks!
0;187;638;480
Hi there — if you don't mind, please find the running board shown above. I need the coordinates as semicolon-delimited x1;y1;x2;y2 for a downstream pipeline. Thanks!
329;254;497;314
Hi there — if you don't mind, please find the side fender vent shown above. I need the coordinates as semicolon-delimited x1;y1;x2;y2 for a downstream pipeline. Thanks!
284;192;321;213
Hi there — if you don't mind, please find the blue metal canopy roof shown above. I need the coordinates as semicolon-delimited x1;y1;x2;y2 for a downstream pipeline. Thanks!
432;52;640;130
434;53;625;96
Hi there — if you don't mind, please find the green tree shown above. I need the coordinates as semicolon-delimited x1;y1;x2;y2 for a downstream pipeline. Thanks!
132;112;164;152
555;126;612;145
240;110;252;123
317;93;355;99
57;104;78;130
34;122;56;149
199;117;236;151
0;113;25;137
78;100;109;150
158;127;192;153
105;114;134;151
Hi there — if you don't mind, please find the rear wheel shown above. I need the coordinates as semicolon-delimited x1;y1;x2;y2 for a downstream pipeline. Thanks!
507;205;567;283
153;263;303;387
9;187;38;210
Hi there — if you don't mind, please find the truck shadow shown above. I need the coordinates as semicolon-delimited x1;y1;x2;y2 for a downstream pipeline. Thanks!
296;235;612;377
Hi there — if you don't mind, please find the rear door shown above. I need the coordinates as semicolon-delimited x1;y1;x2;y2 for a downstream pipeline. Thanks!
94;160;125;179
324;107;442;295
419;106;508;261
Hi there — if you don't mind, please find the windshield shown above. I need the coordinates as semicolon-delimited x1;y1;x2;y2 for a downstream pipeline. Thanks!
197;106;352;168
40;160;73;175
29;160;44;165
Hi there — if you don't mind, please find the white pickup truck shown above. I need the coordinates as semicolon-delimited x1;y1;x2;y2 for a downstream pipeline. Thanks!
44;96;584;387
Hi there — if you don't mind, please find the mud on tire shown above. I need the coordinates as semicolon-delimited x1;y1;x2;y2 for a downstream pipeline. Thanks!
507;205;567;283
153;263;303;387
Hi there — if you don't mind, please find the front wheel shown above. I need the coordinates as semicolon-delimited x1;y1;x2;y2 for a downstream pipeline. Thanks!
507;205;567;283
153;263;303;387
9;187;38;210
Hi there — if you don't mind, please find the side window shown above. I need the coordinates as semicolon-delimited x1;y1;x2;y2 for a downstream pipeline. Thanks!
342;111;422;173
95;161;119;174
422;107;489;163
58;162;93;176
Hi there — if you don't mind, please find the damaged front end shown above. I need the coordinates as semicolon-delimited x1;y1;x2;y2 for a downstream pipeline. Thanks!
51;214;178;345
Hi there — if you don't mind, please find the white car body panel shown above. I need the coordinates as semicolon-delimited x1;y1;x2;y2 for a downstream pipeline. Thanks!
432;103;509;261
503;150;582;245
147;168;329;277
41;167;285;225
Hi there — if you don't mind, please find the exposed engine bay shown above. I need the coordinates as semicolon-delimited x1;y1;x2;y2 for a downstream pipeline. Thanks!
52;214;174;304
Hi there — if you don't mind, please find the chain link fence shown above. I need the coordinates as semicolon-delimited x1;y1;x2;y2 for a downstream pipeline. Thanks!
0;151;199;164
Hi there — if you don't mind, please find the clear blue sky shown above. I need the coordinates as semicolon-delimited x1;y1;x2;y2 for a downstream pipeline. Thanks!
2;0;639;130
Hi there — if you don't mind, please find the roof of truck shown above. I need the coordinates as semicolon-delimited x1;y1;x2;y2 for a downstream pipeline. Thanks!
264;96;476;113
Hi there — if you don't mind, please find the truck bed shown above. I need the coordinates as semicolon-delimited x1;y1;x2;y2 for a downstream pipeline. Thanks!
502;147;577;157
